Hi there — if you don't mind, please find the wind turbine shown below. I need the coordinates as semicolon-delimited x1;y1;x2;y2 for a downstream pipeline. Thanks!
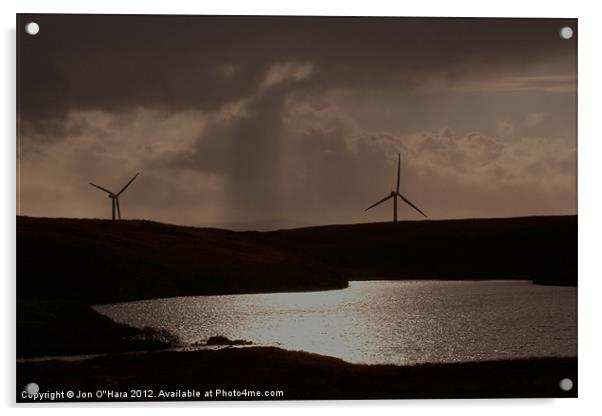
365;153;427;222
89;173;139;220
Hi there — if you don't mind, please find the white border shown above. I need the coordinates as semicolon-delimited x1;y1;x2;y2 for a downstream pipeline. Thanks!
3;1;601;414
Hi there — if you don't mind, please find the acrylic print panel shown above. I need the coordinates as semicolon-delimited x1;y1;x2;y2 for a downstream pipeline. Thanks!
16;14;577;401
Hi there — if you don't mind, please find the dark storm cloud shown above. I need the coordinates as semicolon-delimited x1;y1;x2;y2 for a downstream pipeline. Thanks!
18;15;576;123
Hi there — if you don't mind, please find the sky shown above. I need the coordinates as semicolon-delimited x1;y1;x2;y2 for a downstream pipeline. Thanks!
17;15;577;229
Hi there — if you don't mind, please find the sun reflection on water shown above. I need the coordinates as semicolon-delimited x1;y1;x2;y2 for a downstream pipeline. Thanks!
95;280;577;365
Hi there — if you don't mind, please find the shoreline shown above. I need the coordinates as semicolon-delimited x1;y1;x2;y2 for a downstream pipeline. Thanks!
17;339;576;366
90;279;542;305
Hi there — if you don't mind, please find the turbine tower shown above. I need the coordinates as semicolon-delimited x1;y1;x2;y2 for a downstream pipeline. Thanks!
89;173;139;220
365;153;427;222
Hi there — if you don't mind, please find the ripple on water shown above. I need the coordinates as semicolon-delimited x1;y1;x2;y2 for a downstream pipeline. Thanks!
94;280;577;365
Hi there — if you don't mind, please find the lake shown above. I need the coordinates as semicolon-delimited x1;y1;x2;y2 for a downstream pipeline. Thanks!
95;280;577;366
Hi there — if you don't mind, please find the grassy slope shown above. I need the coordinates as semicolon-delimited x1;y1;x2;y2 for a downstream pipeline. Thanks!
17;215;576;303
17;347;577;400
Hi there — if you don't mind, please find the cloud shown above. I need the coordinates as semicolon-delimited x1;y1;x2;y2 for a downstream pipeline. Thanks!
404;131;575;191
18;15;576;127
18;89;577;225
449;74;576;93
262;62;314;88
18;108;228;223
17;15;577;226
525;113;547;127
497;120;515;138
440;127;455;140
277;94;576;220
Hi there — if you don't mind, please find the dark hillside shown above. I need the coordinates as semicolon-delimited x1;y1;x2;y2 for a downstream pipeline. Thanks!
17;215;576;304
17;217;345;303
254;215;577;284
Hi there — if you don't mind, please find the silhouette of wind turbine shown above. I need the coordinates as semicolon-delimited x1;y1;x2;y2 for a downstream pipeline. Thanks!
89;173;139;220
365;153;427;222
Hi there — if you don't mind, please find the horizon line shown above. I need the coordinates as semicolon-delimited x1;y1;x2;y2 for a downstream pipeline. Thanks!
15;213;578;232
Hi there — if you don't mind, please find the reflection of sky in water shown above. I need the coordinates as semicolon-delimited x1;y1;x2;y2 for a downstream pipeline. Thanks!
95;281;577;365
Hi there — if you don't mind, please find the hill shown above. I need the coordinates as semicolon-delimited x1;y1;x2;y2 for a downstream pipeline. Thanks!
17;215;576;303
254;215;577;284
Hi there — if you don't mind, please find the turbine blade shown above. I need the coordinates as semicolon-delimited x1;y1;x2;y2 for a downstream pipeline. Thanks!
89;183;114;195
397;192;428;218
117;173;139;196
365;194;393;211
396;152;401;193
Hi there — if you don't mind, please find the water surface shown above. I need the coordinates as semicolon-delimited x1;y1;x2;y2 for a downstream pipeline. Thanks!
95;280;577;365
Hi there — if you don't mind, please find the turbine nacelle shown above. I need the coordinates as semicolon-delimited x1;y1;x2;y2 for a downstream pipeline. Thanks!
365;153;427;222
89;173;139;220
